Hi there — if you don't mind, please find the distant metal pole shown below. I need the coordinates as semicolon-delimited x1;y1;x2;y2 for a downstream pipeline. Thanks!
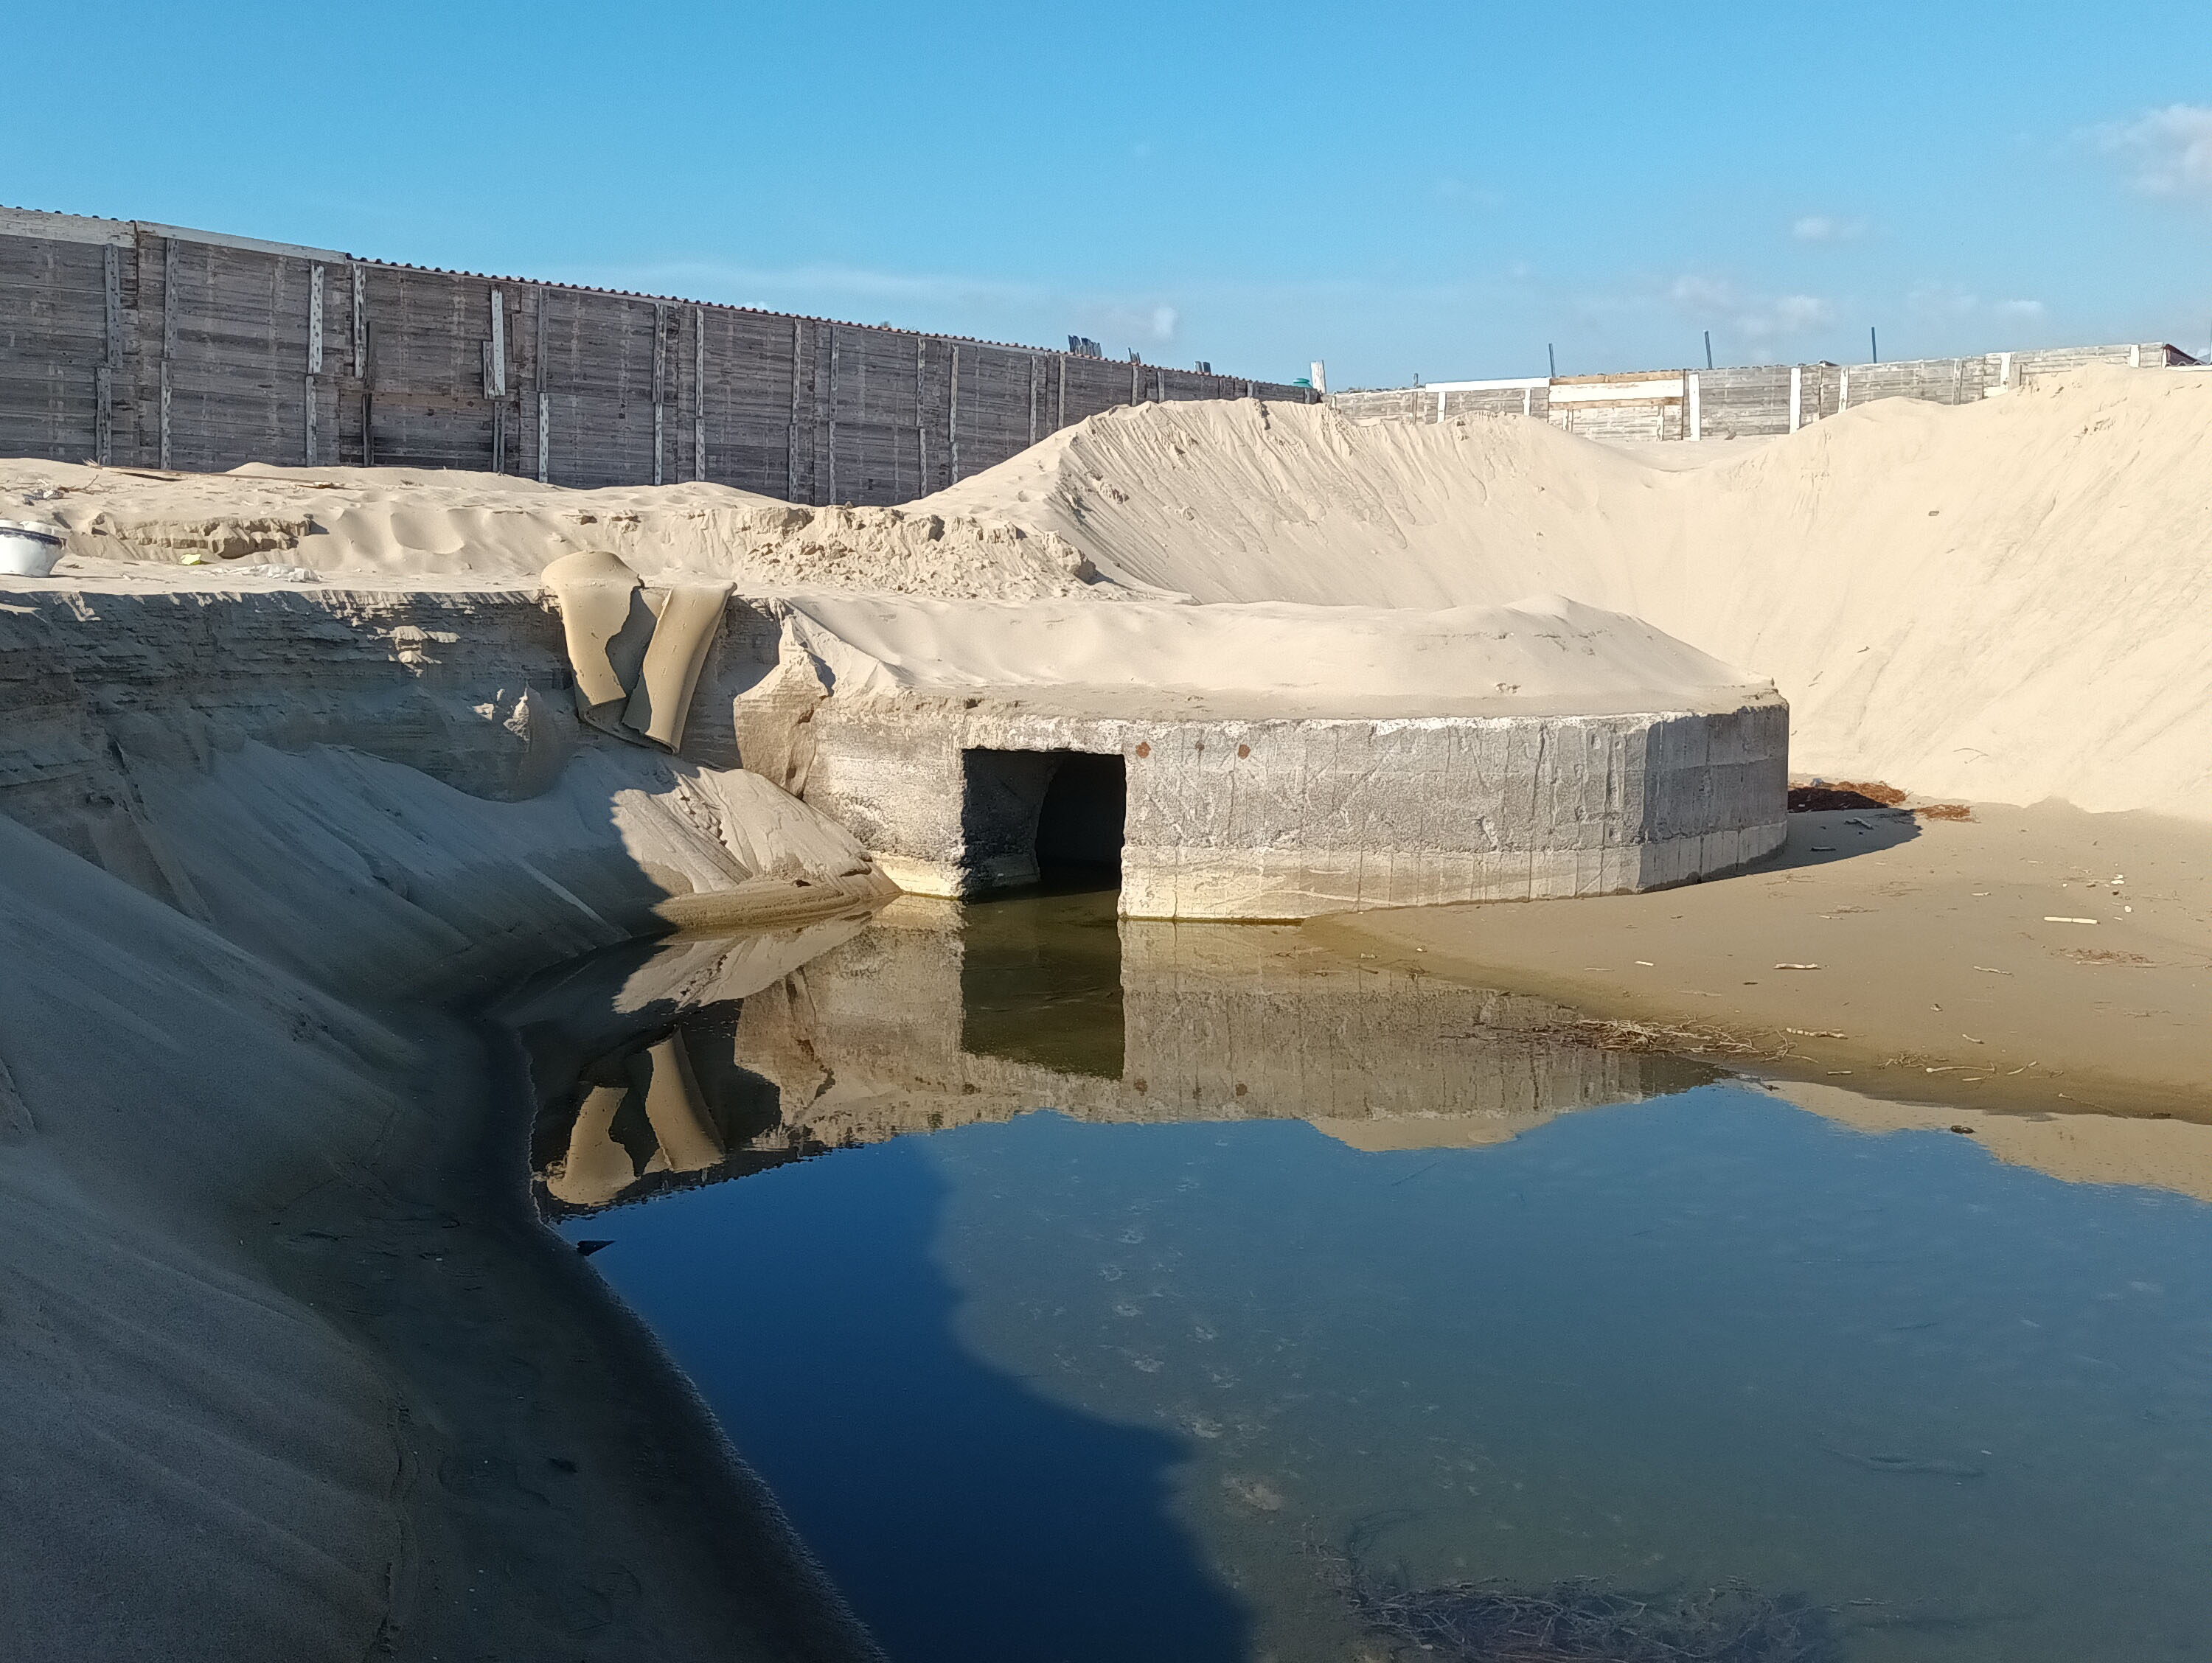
1870;327;1879;363
1547;342;1557;378
1704;330;1713;370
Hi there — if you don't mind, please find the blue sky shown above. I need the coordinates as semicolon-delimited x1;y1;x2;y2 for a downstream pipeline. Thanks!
12;2;2212;387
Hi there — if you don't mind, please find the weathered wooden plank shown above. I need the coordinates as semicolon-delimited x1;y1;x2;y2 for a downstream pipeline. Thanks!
0;209;1318;490
160;238;176;467
692;304;706;482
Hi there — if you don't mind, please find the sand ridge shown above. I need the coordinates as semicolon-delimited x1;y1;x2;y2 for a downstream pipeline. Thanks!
12;364;2210;818
1;459;1106;599
922;369;2212;820
771;589;1775;718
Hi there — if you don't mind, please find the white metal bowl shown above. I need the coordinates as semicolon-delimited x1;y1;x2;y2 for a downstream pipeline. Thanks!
0;520;65;578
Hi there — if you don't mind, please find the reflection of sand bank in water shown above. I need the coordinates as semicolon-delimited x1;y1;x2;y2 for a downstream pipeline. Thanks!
1759;1078;2212;1204
498;899;1717;1213
501;893;2212;1213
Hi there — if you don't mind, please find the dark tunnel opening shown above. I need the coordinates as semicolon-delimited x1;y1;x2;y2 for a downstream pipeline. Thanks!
960;748;1127;894
1034;753;1127;878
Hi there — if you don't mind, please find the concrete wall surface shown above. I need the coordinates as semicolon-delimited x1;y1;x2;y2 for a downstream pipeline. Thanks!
0;205;1314;501
799;694;1790;919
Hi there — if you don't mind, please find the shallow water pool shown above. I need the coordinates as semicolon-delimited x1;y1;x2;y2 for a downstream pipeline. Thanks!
507;890;2212;1663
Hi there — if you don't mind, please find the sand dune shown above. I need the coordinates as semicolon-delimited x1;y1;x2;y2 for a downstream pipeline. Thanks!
773;590;1770;717
924;369;2212;818
1;461;1104;599
13;364;2205;817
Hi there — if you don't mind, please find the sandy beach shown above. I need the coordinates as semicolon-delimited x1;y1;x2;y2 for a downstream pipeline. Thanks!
1315;800;2212;1184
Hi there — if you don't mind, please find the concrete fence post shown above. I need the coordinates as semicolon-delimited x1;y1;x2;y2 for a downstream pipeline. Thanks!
786;320;803;502
160;239;178;469
692;307;706;481
915;338;928;493
651;302;668;487
535;285;550;484
1789;364;1802;433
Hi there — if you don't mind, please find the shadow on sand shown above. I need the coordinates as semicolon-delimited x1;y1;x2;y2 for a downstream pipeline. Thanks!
1758;806;1921;875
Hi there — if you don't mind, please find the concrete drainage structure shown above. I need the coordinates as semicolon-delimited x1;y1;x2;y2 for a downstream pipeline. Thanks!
800;696;1786;919
727;592;1791;921
498;568;1789;923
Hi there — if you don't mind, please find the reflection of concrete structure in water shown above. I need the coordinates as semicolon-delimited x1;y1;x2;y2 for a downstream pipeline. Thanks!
504;897;1711;1216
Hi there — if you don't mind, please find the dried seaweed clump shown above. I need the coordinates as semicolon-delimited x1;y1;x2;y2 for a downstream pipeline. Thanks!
1517;1015;1763;1059
1338;1564;1840;1663
1787;780;1905;812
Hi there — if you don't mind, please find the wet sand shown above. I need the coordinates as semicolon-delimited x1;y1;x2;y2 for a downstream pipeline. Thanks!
1315;802;2211;1136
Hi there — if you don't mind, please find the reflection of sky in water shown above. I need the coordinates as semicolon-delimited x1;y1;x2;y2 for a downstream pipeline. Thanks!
566;1088;2212;1663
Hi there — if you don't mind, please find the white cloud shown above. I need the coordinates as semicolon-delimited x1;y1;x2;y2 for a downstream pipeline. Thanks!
572;257;1189;353
1907;287;2044;323
1907;281;1982;320
594;258;1044;310
1666;273;1733;311
1666;274;1832;343
1790;215;1866;243
1769;294;1832;331
1433;177;1506;209
2098;103;2212;200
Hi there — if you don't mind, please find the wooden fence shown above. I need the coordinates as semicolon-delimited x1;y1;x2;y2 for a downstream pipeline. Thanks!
0;206;1313;502
1332;343;2199;440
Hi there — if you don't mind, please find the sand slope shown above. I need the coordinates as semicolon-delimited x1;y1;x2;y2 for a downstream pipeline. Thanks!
924;371;2212;818
10;363;2208;815
15;366;2202;816
773;590;1772;717
0;676;889;1655
1;461;1104;599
